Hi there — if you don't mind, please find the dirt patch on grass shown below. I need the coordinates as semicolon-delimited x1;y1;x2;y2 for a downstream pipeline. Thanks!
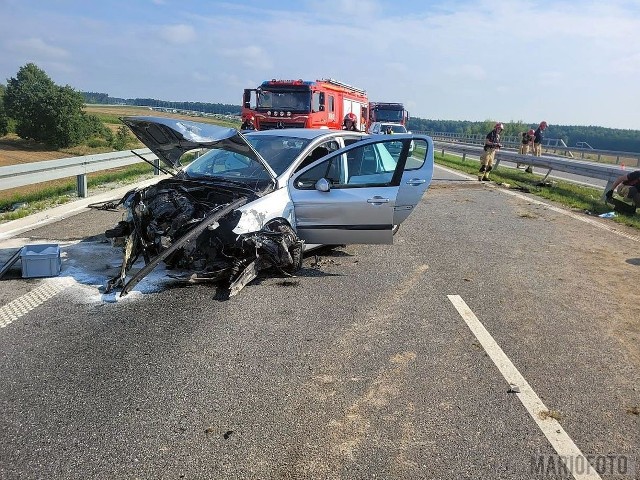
0;135;70;166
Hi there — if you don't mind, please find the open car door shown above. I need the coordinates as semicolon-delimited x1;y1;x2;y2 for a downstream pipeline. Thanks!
288;134;433;245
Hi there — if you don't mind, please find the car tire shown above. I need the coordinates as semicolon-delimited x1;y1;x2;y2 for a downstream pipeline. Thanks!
263;218;303;274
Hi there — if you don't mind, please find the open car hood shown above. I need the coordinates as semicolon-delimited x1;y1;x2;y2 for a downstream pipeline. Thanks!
121;116;277;181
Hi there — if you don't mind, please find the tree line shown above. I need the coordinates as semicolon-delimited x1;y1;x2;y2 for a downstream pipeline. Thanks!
406;119;640;152
82;92;241;116
1;62;639;153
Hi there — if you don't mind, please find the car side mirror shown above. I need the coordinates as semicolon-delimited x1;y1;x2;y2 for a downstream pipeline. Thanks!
315;178;331;192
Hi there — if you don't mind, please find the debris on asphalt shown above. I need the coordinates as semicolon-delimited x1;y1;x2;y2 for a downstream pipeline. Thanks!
507;384;521;394
598;211;617;218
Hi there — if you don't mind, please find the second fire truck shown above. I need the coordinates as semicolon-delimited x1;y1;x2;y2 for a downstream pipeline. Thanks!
242;78;369;131
368;102;409;126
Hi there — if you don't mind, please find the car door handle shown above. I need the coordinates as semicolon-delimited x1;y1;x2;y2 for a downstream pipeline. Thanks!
367;196;390;204
406;178;426;186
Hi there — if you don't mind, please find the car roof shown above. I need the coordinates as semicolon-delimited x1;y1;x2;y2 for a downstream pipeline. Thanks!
244;128;361;140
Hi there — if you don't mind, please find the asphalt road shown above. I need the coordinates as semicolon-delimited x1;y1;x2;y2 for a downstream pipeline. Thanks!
0;166;638;479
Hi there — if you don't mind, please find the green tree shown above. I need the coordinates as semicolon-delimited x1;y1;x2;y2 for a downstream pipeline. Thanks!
4;63;104;148
111;124;132;150
0;84;9;137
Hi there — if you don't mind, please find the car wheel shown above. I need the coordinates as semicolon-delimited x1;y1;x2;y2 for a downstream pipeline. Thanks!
263;218;303;274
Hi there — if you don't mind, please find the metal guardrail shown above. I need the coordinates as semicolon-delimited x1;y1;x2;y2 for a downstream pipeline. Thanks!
423;132;640;167
434;141;628;195
0;139;633;200
0;148;159;197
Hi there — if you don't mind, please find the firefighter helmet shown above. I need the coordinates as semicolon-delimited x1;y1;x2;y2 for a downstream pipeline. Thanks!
528;128;535;135
495;122;504;130
344;113;357;124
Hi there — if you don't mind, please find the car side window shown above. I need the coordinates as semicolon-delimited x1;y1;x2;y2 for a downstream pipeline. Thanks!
294;141;339;173
405;138;427;170
295;141;402;189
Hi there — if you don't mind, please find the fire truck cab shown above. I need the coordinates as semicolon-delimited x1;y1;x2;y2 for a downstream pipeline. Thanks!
242;78;369;131
368;102;409;126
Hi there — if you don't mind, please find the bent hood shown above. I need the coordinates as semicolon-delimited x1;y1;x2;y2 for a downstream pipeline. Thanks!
121;116;277;181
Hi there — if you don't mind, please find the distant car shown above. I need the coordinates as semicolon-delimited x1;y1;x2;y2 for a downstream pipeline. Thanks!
367;122;413;152
105;117;434;297
368;122;409;135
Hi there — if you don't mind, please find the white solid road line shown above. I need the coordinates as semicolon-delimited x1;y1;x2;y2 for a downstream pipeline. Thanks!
447;294;603;480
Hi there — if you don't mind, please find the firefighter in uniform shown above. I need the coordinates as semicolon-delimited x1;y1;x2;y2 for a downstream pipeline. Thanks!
606;170;640;213
519;129;535;154
533;121;548;157
240;115;255;130
478;122;504;181
518;128;535;172
343;113;358;131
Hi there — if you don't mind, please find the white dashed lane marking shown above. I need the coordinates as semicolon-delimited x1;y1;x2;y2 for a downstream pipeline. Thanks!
448;295;603;480
0;279;70;329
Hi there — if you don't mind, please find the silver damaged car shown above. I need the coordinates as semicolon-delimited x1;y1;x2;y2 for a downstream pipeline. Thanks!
104;116;434;297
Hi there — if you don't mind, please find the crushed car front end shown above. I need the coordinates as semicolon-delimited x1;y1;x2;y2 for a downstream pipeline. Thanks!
104;117;303;297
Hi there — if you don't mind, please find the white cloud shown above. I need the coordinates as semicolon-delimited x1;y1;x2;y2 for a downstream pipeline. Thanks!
220;45;273;70
7;37;70;59
1;0;640;128
159;24;196;45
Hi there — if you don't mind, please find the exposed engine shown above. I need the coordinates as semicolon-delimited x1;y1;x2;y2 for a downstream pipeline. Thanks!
104;178;303;297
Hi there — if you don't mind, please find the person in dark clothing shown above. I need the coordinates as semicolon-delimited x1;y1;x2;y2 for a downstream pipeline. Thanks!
527;121;548;174
240;115;255;130
533;121;548;157
478;122;503;181
606;170;640;212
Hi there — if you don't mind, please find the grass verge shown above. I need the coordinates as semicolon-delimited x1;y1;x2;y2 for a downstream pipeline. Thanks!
435;152;640;230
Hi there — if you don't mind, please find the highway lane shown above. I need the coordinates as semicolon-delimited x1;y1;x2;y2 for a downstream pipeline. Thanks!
0;166;638;479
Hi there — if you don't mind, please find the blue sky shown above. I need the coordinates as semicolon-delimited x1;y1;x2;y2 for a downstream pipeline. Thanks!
1;0;640;129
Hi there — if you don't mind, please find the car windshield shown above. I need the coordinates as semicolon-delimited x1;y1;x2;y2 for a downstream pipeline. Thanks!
182;147;273;188
374;109;405;122
257;89;311;111
245;135;312;175
384;125;407;133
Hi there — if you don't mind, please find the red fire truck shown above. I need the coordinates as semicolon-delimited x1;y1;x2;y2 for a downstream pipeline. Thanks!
368;102;409;126
242;78;369;131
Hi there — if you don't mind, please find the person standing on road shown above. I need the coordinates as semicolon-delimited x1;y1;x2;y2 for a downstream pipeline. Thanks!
517;128;535;170
606;170;640;211
478;122;504;181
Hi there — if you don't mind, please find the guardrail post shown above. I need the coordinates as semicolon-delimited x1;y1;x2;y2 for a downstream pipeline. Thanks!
76;174;88;198
441;148;445;157
462;152;466;162
154;158;160;175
